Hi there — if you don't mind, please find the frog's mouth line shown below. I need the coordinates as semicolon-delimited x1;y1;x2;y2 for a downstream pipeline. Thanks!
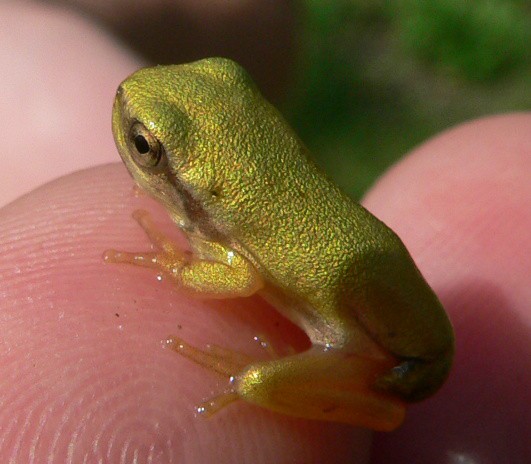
160;164;226;243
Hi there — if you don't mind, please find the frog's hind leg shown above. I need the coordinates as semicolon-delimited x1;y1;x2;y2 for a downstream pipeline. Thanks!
234;347;406;431
169;336;406;431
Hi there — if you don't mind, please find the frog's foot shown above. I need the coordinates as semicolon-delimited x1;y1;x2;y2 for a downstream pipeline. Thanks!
103;209;188;275
105;210;262;298
167;335;256;416
168;336;256;377
168;336;406;430
167;334;293;417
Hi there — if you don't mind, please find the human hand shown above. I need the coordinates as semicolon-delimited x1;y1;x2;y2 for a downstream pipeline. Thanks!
1;3;529;463
366;113;530;464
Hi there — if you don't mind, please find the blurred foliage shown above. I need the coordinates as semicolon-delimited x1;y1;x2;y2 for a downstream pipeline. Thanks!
286;0;531;198
397;0;530;81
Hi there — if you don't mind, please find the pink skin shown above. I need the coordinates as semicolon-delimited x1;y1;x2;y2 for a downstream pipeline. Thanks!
366;114;531;463
1;3;529;463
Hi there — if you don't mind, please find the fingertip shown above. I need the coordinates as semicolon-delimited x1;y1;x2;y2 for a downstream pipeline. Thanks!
366;114;531;463
0;165;370;463
0;2;142;207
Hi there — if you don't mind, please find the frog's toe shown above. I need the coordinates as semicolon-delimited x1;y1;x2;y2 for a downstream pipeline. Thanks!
103;248;158;267
131;209;179;252
167;336;256;377
167;336;266;418
195;391;241;417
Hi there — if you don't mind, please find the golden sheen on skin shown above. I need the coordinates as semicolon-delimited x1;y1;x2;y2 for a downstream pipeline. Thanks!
104;57;454;431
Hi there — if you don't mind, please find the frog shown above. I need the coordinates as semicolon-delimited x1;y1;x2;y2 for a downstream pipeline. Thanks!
104;57;454;431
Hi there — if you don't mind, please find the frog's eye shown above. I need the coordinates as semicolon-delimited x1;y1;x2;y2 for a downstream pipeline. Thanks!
128;122;163;168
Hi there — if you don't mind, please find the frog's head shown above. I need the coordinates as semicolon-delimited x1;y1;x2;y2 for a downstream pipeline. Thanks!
112;57;289;240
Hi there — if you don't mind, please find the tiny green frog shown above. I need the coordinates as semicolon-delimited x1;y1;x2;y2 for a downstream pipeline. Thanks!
104;57;454;431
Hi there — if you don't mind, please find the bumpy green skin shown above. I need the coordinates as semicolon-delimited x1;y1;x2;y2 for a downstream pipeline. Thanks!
113;58;454;402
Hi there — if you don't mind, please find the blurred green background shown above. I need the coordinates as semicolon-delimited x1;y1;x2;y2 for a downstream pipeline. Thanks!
288;0;530;198
56;0;530;199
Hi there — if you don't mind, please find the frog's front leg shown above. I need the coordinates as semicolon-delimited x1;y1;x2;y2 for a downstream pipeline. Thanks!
170;337;406;431
104;210;263;298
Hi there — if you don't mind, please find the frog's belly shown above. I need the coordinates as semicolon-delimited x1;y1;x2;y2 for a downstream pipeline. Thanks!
258;284;389;359
258;285;349;347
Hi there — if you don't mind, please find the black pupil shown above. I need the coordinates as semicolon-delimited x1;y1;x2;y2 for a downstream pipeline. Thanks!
134;135;150;154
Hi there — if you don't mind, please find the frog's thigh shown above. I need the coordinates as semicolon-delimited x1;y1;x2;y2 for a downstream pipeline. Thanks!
236;348;406;431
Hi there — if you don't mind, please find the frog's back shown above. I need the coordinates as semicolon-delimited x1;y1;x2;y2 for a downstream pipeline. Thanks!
204;76;455;401
114;57;454;405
